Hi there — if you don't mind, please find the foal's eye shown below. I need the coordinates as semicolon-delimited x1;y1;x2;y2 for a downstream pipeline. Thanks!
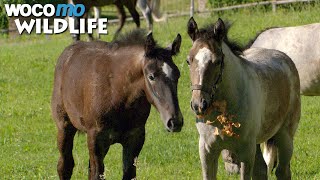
186;59;190;65
148;74;155;81
186;55;191;65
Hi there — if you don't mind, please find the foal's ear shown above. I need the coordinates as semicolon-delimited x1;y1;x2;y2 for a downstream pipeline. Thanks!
187;17;199;41
213;18;226;43
145;32;156;55
170;34;182;56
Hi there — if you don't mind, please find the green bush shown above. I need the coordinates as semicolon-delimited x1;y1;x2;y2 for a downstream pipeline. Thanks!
0;1;8;30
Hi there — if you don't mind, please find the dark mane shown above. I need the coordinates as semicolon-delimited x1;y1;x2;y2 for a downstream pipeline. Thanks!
109;29;148;48
108;29;173;61
244;26;279;49
198;21;244;56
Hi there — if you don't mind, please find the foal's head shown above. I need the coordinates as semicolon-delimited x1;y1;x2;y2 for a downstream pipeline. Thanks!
142;33;183;132
186;17;227;115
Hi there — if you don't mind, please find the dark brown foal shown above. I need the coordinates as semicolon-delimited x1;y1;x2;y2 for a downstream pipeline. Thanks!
51;30;183;180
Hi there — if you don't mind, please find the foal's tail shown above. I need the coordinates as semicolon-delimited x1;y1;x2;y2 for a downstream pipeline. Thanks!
262;138;278;174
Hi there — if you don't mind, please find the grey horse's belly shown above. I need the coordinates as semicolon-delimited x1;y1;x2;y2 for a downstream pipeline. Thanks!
295;59;320;95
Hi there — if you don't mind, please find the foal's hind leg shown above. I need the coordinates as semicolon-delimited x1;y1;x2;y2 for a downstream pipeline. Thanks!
56;119;77;179
274;130;294;180
262;139;278;174
121;127;145;180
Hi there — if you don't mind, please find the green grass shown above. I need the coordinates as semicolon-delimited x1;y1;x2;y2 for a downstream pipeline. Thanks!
1;4;320;179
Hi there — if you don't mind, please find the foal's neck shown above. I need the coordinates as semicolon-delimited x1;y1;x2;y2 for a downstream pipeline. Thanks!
221;42;243;80
119;47;146;105
217;42;245;99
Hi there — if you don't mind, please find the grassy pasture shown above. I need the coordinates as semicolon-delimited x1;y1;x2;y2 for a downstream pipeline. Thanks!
1;4;320;179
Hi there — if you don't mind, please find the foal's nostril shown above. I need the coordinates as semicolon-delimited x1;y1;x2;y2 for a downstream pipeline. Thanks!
191;101;201;114
193;104;199;112
167;119;174;130
166;118;183;132
201;99;208;112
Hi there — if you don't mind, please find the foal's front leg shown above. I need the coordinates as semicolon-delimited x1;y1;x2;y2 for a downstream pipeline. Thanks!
57;123;77;180
199;136;220;180
121;127;145;180
239;143;256;180
87;129;110;180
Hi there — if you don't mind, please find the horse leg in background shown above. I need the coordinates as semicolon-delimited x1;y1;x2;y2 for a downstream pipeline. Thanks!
137;0;153;31
69;15;80;41
124;0;140;29
88;7;101;40
221;150;240;174
68;0;79;41
273;129;294;179
87;129;111;180
82;12;94;41
150;0;166;22
262;138;278;175
114;2;126;38
54;110;77;179
121;127;145;180
198;136;220;180
253;145;268;180
93;7;101;39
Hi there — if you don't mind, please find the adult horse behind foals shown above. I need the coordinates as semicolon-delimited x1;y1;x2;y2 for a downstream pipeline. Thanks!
248;23;320;96
91;0;166;39
51;29;183;179
68;0;140;41
186;17;300;179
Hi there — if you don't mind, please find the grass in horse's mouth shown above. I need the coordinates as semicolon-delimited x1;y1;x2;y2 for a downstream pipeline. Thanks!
197;100;241;138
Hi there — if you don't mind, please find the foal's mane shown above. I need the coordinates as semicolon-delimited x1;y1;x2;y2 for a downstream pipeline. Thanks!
109;29;148;48
109;29;174;61
244;26;279;50
198;21;244;56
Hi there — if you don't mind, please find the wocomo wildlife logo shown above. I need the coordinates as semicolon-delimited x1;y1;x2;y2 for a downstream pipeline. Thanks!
4;3;108;35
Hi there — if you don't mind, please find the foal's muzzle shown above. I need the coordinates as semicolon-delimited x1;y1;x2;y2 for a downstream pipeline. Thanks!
191;98;208;115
